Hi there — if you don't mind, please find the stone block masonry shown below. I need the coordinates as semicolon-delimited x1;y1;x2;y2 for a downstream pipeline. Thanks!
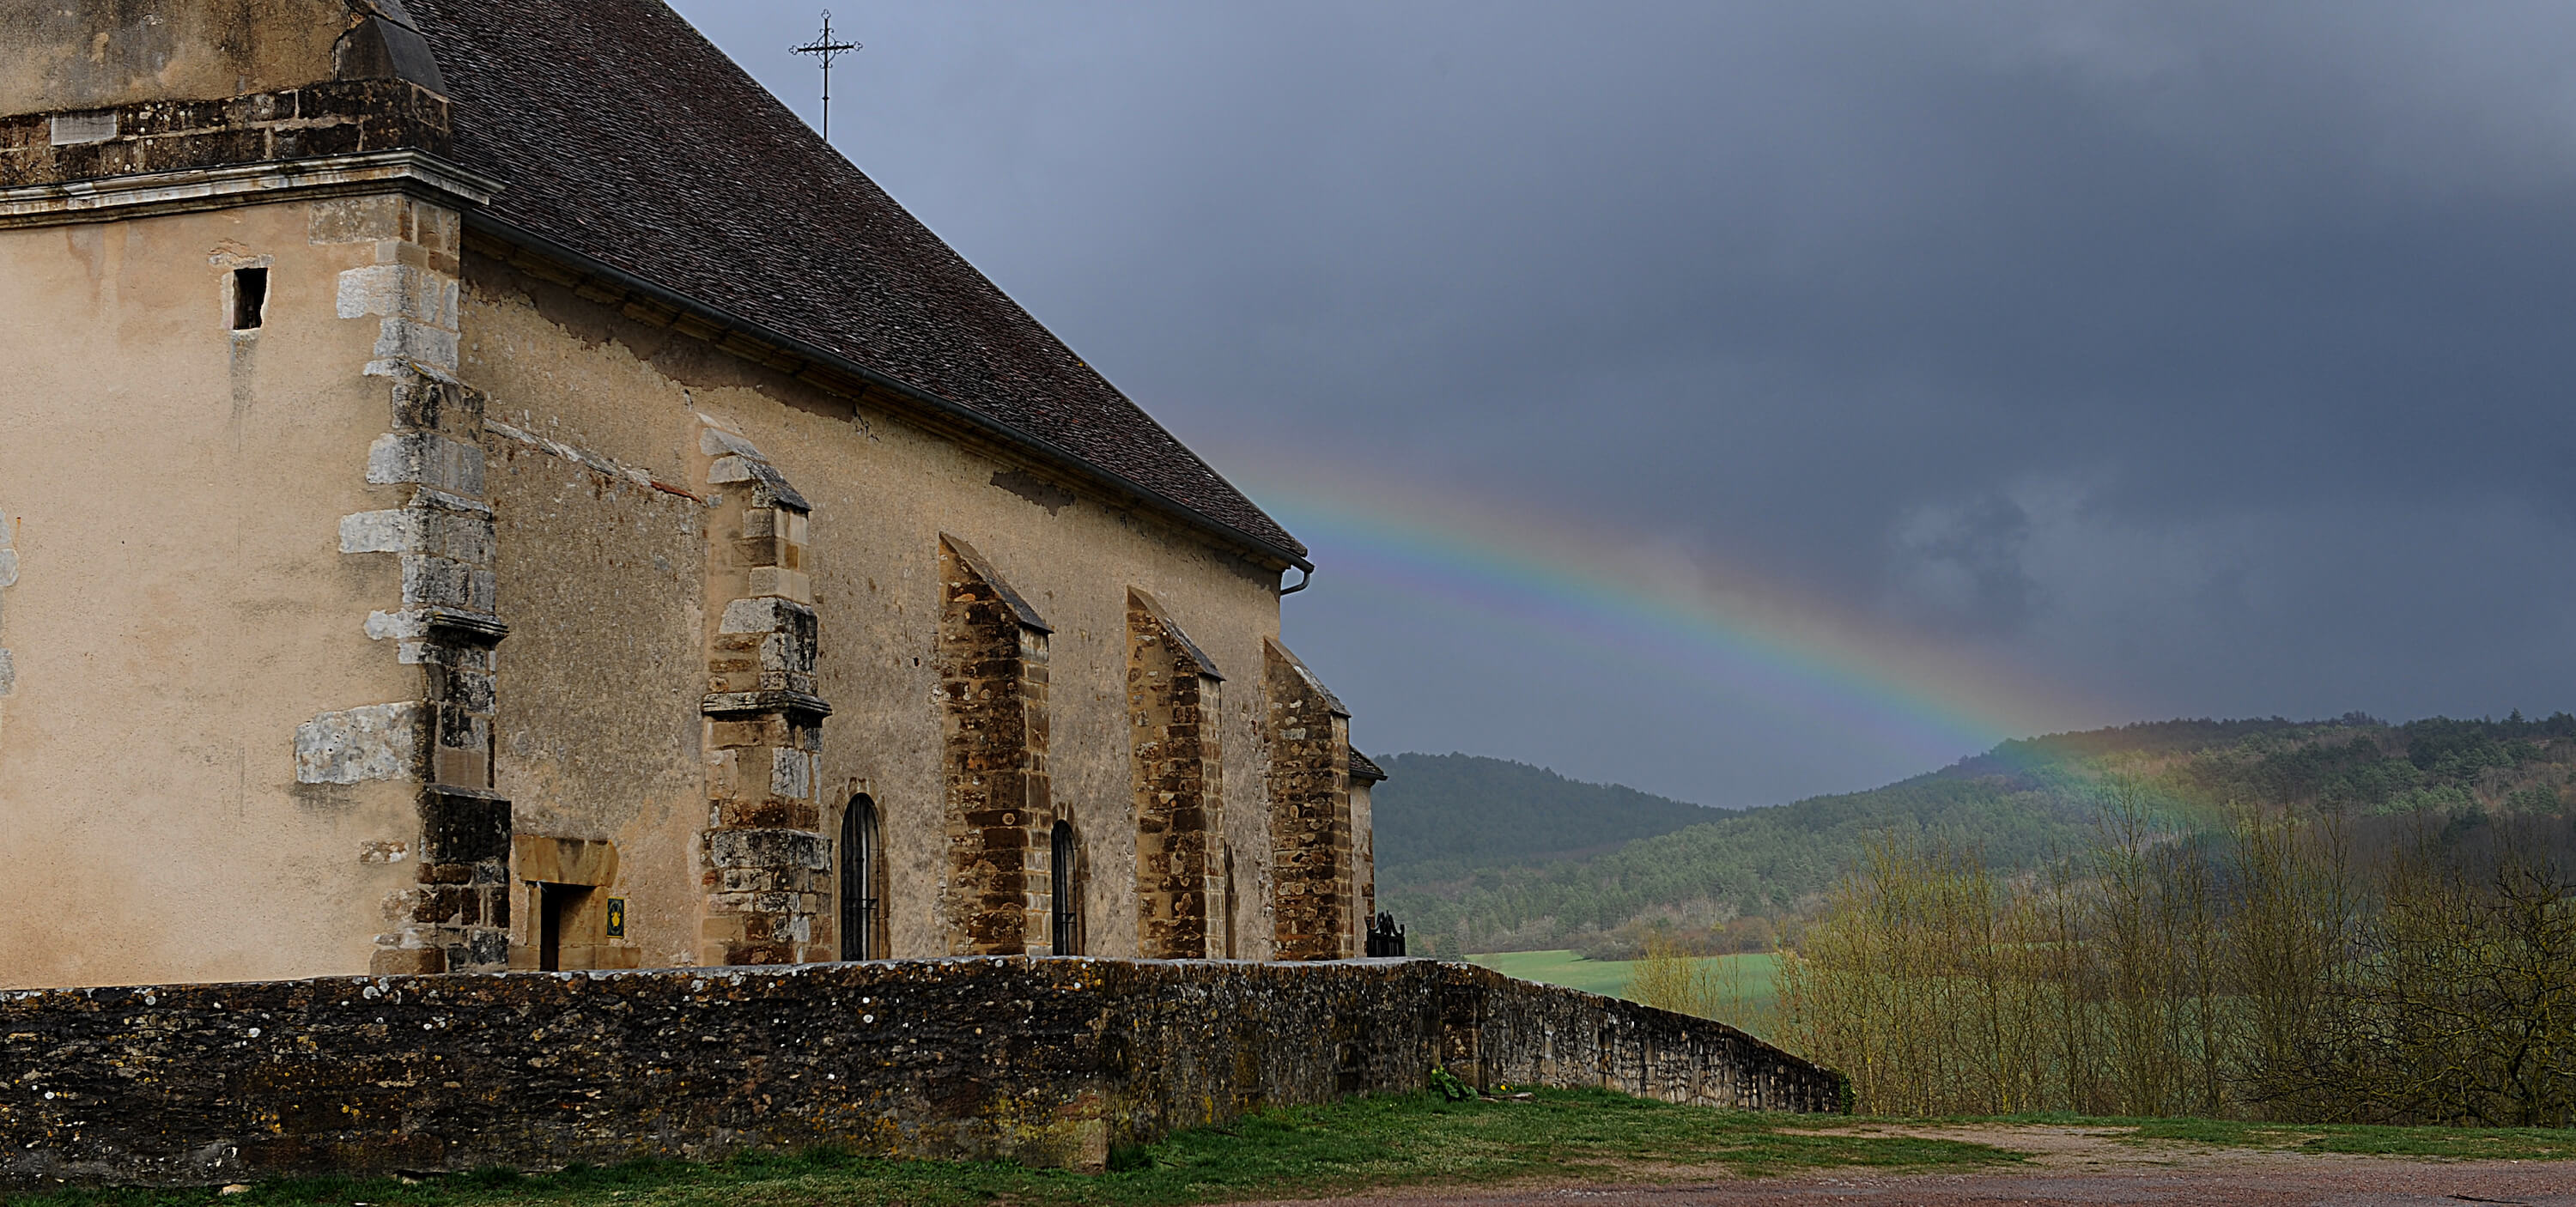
307;190;513;978
1265;640;1357;959
694;418;831;967
0;959;1844;1188
937;536;1057;955
0;81;454;197
1128;589;1226;959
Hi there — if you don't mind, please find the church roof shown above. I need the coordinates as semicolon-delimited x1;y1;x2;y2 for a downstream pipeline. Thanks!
398;0;1305;564
1348;748;1388;784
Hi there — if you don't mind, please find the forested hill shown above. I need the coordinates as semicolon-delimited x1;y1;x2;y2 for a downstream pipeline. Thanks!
1368;753;1724;879
1380;713;2576;957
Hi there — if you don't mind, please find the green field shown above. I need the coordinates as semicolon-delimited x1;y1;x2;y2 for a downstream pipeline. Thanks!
1467;949;1780;1028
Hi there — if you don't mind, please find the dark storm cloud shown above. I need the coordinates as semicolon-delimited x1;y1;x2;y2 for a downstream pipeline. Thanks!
1891;493;2038;634
674;2;2576;803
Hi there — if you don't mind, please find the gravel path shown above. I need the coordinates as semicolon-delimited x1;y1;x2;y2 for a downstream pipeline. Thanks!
1235;1124;2576;1206
1262;1163;2576;1206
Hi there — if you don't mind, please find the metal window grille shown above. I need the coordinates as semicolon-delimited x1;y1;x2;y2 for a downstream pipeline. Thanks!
841;796;881;960
1051;821;1081;955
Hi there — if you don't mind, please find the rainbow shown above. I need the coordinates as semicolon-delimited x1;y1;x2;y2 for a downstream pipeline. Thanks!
1236;461;2125;773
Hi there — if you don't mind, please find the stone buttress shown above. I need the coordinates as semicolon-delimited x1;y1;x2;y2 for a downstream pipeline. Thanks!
1127;588;1226;959
1263;639;1357;960
936;535;1058;955
313;194;514;975
693;418;833;966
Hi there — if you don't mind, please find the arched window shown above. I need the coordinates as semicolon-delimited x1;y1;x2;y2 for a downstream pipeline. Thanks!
841;795;884;960
1051;819;1083;955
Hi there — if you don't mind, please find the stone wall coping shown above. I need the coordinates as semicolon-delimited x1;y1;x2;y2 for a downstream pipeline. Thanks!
1127;587;1224;682
939;533;1052;634
0;149;502;230
0;953;1443;1001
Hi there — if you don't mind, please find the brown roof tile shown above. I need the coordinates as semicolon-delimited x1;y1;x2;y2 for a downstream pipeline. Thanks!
1348;748;1389;784
400;0;1303;561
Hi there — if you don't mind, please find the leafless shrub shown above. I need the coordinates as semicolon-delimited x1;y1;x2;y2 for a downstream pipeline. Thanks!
1780;787;2576;1125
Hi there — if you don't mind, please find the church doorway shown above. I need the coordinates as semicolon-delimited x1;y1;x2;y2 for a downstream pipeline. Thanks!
537;883;593;973
1051;820;1084;955
840;795;884;960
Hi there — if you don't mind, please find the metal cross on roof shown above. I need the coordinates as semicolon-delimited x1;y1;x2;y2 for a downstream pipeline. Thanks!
791;10;863;143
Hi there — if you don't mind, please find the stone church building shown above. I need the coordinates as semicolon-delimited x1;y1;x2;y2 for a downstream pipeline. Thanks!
0;0;1384;989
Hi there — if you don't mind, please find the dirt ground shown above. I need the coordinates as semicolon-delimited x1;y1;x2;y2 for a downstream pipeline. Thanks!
1247;1123;2576;1206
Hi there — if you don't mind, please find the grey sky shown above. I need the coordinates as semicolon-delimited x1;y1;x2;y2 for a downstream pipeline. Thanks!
667;1;2576;805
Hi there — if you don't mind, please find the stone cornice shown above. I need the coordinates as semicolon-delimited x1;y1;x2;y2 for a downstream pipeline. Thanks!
701;690;835;721
0;149;501;229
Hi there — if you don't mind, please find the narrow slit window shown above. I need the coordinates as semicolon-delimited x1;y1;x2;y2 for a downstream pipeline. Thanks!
231;267;268;331
1223;846;1239;959
1051;820;1083;955
841;795;884;960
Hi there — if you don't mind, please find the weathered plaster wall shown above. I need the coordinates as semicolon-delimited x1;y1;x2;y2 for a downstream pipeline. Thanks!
1351;778;1376;924
458;258;1297;963
0;960;1844;1188
0;200;422;988
481;431;703;969
0;503;16;708
0;0;440;117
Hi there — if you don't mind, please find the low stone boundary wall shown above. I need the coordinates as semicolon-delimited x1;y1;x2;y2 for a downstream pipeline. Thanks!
0;958;1842;1187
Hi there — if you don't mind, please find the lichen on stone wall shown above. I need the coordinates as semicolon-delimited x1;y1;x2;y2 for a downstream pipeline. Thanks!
0;959;1844;1189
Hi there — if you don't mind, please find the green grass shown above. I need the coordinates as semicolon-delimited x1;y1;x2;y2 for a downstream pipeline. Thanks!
25;1096;2576;1207
1467;949;1779;1019
2;1091;2019;1207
